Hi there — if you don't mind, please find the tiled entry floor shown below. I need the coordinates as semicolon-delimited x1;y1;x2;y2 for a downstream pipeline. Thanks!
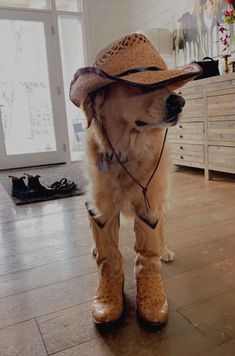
0;167;234;355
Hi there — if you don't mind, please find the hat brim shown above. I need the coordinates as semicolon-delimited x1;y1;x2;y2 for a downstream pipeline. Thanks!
70;63;202;108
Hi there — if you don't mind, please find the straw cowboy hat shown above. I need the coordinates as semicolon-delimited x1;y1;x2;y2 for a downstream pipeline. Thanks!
70;33;202;107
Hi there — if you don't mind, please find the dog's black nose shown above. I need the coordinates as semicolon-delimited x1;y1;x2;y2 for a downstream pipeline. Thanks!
165;94;185;122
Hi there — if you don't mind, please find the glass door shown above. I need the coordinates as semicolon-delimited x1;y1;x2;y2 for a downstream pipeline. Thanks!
0;8;67;169
58;13;86;161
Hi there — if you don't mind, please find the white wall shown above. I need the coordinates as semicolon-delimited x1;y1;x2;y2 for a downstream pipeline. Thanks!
130;0;195;31
84;0;131;64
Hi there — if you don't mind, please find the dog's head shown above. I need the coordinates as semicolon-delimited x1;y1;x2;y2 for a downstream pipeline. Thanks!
82;83;185;131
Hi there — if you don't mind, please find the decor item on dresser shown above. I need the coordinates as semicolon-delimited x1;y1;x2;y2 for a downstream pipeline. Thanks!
168;72;235;180
221;53;232;73
193;57;220;80
230;59;235;71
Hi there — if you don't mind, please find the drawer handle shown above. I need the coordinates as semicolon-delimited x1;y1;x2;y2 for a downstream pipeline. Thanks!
180;146;183;150
180;156;184;159
179;135;183;138
179;125;183;128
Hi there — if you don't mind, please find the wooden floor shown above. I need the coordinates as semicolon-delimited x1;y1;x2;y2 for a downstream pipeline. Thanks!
0;167;234;356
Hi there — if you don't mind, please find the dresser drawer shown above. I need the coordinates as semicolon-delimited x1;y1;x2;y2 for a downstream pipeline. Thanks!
168;122;204;141
207;93;235;116
171;143;204;163
207;121;235;141
180;85;203;99
181;98;204;119
208;146;235;170
206;79;235;96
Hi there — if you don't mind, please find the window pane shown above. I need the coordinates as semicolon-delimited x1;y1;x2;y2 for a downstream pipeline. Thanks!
0;19;56;155
58;14;85;161
56;0;83;12
0;0;50;9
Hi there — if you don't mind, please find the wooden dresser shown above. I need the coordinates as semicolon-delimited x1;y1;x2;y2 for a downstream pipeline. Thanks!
168;73;235;179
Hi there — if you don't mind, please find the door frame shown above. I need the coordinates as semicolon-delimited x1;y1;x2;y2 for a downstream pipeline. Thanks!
0;8;70;170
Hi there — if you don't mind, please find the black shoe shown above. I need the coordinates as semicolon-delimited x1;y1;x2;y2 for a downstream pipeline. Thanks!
24;173;55;196
9;176;37;200
49;178;77;193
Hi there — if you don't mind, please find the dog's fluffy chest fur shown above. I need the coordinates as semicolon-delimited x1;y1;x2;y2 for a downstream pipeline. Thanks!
87;124;170;212
89;122;167;172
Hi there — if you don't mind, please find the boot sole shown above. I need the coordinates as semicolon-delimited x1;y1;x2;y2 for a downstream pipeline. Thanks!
92;310;125;329
137;310;168;330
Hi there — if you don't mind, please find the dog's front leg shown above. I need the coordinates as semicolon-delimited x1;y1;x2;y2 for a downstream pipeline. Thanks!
134;211;169;326
86;204;124;325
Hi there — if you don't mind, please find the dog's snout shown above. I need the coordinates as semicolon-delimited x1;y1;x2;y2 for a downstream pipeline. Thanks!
166;94;185;111
165;94;185;122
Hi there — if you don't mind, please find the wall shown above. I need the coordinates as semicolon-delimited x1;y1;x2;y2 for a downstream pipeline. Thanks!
84;0;131;64
130;0;195;31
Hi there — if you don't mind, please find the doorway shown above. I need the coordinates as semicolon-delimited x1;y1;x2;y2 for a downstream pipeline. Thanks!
0;8;69;169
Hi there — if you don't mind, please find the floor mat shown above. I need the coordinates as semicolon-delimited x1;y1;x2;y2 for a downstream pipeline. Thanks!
0;163;88;205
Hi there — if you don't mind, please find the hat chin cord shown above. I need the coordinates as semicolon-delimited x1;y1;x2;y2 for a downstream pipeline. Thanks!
93;108;168;213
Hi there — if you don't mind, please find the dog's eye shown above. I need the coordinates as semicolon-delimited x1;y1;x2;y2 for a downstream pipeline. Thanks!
135;120;148;127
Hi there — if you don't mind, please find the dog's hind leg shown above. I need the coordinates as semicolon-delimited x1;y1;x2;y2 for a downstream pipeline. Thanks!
161;247;175;263
92;246;97;257
157;213;175;263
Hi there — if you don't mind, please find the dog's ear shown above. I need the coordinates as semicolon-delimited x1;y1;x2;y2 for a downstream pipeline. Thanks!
81;89;106;128
81;94;95;128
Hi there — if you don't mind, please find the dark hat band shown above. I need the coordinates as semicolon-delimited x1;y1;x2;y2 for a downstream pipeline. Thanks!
71;64;202;91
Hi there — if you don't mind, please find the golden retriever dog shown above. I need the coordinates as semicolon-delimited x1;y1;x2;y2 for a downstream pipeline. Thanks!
70;33;200;326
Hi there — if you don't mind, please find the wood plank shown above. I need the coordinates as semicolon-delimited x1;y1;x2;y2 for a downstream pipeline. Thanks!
201;339;235;356
208;150;235;168
166;216;235;250
168;126;204;141
180;85;203;97
165;258;235;311
0;254;97;298
206;79;235;92
207;122;235;141
0;195;86;225
183;99;204;117
173;153;204;164
207;94;235;116
159;234;235;279
166;205;235;234
178;288;235;346
173;161;204;169
209;164;235;174
170;143;204;153
207;115;235;121
0;320;47;356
